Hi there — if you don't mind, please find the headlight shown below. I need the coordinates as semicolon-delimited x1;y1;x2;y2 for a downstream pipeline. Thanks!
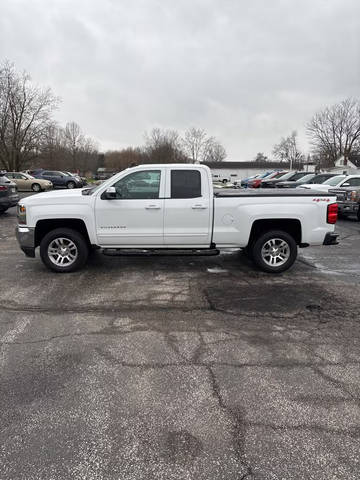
17;204;27;225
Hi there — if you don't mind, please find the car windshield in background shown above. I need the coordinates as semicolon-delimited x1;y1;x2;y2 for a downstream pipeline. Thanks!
290;173;308;181
295;174;315;183
323;175;346;185
274;172;295;181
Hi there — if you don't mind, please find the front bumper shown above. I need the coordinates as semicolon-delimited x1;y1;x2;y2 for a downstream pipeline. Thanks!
323;232;339;246
337;201;359;215
15;226;36;257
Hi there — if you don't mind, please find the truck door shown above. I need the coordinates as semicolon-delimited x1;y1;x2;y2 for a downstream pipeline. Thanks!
95;169;165;246
164;168;211;246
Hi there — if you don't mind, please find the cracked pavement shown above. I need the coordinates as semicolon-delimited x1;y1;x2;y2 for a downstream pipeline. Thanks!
1;194;360;479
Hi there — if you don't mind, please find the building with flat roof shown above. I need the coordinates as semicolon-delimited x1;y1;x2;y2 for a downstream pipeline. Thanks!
202;161;292;182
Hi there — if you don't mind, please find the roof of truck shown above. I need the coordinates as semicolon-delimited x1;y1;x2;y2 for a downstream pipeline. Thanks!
130;163;209;168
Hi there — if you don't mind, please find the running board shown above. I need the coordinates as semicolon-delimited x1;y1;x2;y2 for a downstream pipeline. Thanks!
102;248;220;257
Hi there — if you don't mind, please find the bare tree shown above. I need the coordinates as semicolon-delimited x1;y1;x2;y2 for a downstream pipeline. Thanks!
254;152;268;163
0;61;59;171
182;127;207;163
64;121;83;171
105;148;145;171
306;98;360;165
182;127;226;163
273;131;304;170
202;137;227;162
144;128;187;163
38;123;64;169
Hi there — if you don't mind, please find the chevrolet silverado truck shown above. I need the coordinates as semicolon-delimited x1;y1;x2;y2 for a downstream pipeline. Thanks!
15;164;339;273
329;186;360;220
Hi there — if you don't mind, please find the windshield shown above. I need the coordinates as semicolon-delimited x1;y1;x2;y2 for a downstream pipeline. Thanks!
323;175;346;185
272;171;294;181
296;174;315;183
289;172;307;181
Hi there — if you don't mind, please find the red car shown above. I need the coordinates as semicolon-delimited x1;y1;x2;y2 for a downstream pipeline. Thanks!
248;171;287;188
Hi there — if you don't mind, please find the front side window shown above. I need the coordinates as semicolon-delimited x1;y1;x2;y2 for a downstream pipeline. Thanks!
112;170;161;199
345;177;360;186
171;170;201;198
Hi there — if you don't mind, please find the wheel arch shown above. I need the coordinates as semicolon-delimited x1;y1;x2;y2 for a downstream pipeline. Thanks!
247;218;302;247
35;218;91;248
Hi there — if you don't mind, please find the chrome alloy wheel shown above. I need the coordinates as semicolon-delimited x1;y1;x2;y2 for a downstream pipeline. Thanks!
48;237;78;267
261;238;290;267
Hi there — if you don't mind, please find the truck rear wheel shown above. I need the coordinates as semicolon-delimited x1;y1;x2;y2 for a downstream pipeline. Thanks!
251;230;297;273
40;228;89;273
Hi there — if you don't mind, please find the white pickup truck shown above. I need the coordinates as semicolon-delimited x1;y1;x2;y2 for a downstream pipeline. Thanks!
16;163;339;273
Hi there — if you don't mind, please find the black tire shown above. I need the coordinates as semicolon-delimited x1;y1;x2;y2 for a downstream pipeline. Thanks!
31;183;41;192
40;228;89;273
251;230;297;273
0;208;7;214
67;181;76;189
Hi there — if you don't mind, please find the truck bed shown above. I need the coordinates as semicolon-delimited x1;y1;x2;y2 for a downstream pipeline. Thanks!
214;188;333;197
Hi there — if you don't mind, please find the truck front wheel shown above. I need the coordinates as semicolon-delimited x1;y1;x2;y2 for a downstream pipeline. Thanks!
251;230;297;273
40;228;89;273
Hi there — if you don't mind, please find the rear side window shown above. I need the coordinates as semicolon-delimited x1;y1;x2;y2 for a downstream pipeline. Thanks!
171;170;201;198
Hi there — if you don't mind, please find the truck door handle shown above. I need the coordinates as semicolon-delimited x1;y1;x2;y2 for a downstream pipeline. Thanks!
192;204;207;209
145;204;161;209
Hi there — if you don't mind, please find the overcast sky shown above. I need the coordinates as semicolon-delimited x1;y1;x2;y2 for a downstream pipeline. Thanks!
1;0;359;160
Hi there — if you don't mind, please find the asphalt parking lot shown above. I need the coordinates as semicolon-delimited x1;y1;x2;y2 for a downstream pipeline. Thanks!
1;193;360;480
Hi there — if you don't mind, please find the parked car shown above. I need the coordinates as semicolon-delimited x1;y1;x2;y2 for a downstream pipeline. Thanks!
329;186;360;220
64;172;87;186
5;172;53;192
276;173;316;188
241;174;261;188
16;163;338;274
261;171;308;188
33;170;84;189
299;174;360;192
276;173;338;189
213;181;239;189
0;172;20;214
250;171;288;188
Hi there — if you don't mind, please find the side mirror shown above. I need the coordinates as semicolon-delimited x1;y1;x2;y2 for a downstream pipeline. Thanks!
102;186;117;199
342;182;350;187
